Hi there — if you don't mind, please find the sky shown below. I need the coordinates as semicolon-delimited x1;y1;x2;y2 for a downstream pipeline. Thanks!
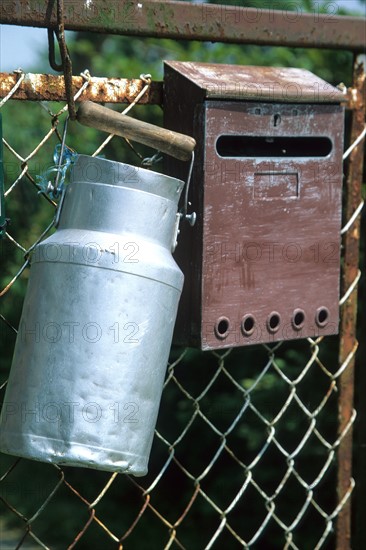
0;0;364;73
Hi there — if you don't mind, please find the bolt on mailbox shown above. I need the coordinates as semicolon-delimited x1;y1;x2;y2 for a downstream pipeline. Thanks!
164;61;345;350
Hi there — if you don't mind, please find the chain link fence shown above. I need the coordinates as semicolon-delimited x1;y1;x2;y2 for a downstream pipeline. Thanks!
0;62;363;549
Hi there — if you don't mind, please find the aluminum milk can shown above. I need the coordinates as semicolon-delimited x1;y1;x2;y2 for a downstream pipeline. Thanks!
0;153;186;476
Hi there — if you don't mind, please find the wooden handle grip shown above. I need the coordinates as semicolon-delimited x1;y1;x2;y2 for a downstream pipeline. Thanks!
77;101;196;161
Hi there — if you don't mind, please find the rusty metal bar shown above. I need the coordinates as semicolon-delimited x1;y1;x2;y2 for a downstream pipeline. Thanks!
0;0;365;52
0;72;162;104
354;195;366;550
0;72;360;108
337;55;366;550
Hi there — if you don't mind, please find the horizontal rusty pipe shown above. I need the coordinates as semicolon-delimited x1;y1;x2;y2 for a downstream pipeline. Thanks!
0;73;359;109
0;0;364;51
0;73;163;104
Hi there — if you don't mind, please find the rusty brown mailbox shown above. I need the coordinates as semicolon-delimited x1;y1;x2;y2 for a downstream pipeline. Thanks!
164;62;345;350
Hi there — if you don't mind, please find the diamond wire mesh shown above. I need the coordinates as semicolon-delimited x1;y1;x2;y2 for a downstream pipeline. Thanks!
0;71;360;550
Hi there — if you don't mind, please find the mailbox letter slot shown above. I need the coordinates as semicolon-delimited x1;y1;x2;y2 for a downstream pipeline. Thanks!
216;136;333;158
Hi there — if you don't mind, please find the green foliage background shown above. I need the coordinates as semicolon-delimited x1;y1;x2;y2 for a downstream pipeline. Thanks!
0;0;365;548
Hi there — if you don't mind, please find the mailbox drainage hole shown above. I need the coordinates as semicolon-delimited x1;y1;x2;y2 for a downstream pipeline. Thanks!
241;315;256;336
215;317;230;339
316;307;330;327
292;309;305;330
267;312;281;333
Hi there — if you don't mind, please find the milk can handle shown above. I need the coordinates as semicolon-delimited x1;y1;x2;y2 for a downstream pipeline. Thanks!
77;101;196;162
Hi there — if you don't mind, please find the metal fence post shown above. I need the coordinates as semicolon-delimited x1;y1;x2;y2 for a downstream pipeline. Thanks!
337;54;365;550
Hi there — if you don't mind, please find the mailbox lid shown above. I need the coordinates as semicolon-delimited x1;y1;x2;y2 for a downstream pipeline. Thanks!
164;61;345;104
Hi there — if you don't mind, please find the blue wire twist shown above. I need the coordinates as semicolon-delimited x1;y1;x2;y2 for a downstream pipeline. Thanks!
37;144;77;199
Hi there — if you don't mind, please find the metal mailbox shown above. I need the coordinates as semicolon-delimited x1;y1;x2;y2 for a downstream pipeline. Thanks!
164;61;345;350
